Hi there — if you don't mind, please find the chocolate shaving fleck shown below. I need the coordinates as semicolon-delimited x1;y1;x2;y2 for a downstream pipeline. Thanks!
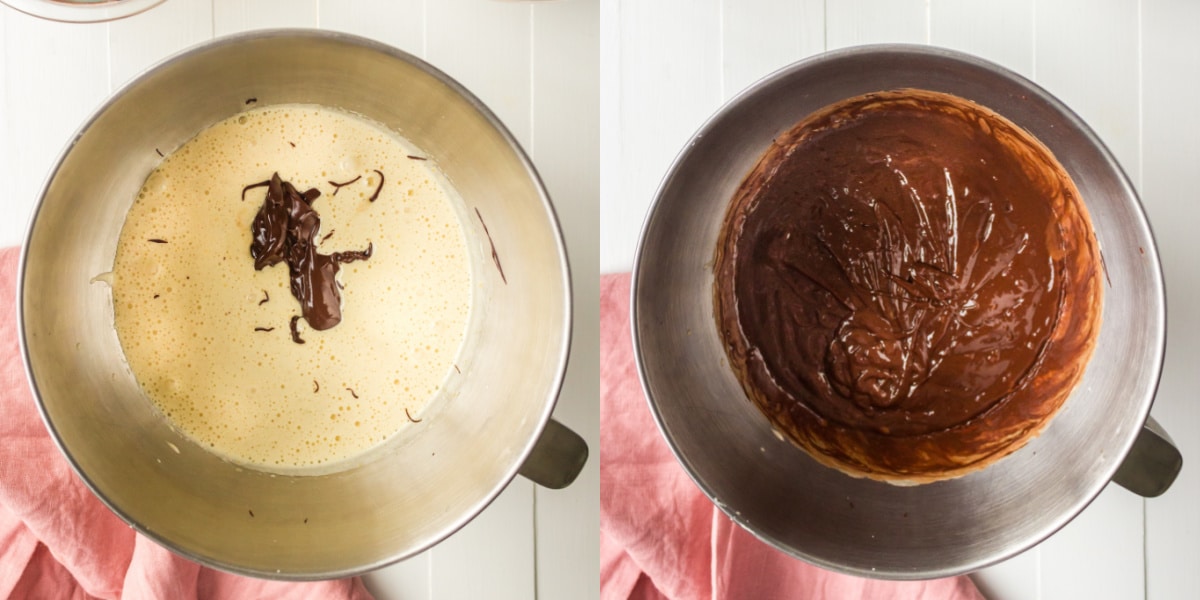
406;155;427;161
147;238;168;244
155;148;164;158
153;294;160;299
475;208;507;284
259;290;270;305
254;327;275;332
241;179;270;202
453;364;461;374
303;518;308;524
328;175;361;196
289;141;296;148
346;387;359;399
313;380;320;393
249;173;372;330
289;316;305;344
331;242;373;264
320;230;335;244
245;97;257;105
368;169;385;202
405;408;422;423
248;509;255;517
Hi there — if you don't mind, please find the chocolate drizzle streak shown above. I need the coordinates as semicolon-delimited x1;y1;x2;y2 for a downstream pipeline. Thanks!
241;179;270;202
405;408;422;423
475;208;507;284
245;97;257;105
346;387;359;399
248;172;373;331
321;230;335;243
406;155;427;161
259;290;270;305
368;170;385;202
332;242;373;264
254;327;274;332
313;380;320;393
289;316;305;344
147;239;168;244
328;175;361;195
155;148;164;158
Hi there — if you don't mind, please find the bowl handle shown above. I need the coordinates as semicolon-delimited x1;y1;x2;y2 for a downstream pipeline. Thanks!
1112;416;1182;497
518;418;589;489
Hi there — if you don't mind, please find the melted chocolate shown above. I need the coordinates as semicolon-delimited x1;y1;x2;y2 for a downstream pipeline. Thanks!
715;90;1102;481
249;172;373;331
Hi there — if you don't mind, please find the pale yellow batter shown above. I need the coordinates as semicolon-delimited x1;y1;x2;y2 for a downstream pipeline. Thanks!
111;104;471;471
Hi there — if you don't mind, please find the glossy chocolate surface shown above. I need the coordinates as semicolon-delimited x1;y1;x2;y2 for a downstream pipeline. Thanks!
714;90;1102;481
249;172;373;331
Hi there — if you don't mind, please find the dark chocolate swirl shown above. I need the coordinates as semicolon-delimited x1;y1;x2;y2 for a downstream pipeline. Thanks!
714;90;1102;482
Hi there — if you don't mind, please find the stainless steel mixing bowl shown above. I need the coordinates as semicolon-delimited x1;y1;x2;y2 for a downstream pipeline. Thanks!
632;45;1180;579
20;30;585;579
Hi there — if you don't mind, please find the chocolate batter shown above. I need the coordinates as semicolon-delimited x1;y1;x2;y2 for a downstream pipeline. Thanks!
714;90;1102;482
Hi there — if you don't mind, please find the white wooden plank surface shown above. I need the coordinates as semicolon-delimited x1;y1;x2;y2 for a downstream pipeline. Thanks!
929;0;1033;78
601;1;1197;599
721;0;824;99
318;0;424;57
1034;0;1141;187
599;0;721;274
825;0;927;49
0;1;599;599
213;0;318;33
1142;1;1200;598
530;1;600;599
0;10;109;250
109;0;212;88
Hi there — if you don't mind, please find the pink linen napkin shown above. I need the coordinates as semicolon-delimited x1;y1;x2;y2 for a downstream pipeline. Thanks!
600;272;985;600
0;247;372;599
